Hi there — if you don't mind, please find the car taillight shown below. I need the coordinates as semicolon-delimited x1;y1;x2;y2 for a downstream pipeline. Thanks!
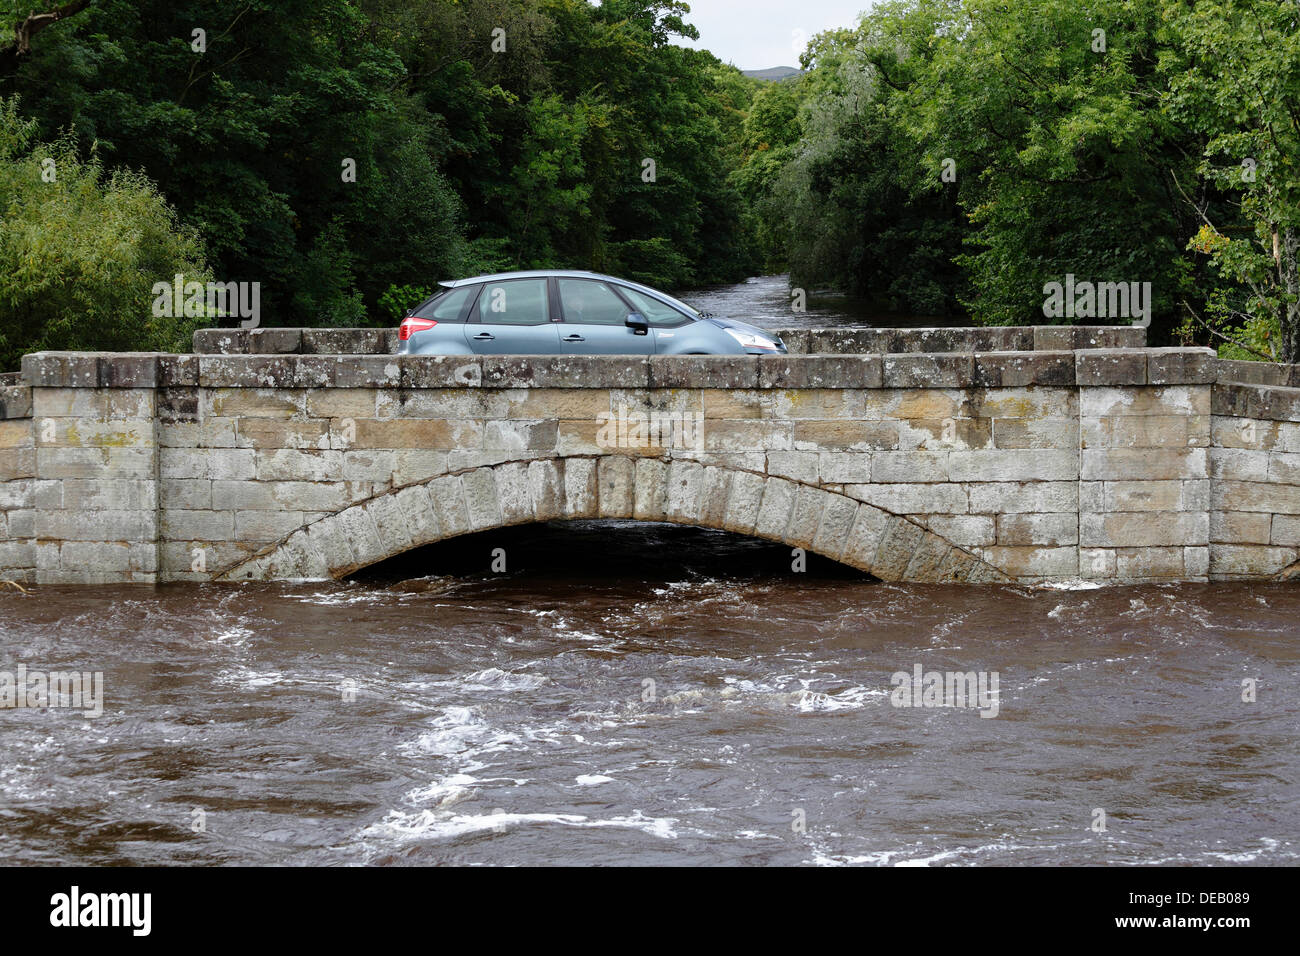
399;317;437;341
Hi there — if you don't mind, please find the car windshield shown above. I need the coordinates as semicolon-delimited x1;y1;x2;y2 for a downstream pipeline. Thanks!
620;282;701;318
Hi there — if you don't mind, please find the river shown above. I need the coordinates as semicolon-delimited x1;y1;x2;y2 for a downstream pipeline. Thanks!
0;277;1296;866
676;273;939;329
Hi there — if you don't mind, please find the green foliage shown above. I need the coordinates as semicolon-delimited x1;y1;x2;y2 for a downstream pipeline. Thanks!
0;97;211;370
379;283;438;321
742;0;1299;352
0;0;755;358
5;0;1295;362
1161;0;1300;361
609;237;692;289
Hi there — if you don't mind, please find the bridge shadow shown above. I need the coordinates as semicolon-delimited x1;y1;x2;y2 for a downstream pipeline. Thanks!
349;520;877;587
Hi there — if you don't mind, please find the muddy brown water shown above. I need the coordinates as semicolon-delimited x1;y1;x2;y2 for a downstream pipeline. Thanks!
1;520;1297;866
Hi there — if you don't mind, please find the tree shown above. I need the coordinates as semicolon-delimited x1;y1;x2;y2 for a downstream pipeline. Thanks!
0;97;211;370
0;1;91;77
1162;0;1300;362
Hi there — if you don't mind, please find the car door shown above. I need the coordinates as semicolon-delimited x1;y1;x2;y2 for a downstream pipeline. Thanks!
555;277;656;355
463;277;561;354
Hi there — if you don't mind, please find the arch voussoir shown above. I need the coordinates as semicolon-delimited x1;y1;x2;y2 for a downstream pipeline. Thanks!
216;454;1009;584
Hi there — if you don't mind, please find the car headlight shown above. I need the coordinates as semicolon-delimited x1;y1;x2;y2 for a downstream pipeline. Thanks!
724;328;781;351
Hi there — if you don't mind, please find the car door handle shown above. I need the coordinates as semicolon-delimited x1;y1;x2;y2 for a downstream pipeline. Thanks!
473;332;495;340
563;334;585;342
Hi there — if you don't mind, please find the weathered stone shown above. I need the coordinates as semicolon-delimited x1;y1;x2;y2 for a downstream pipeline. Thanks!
597;456;635;518
249;328;304;354
871;451;949;483
562;458;598;518
302;329;386;355
996;513;1078;546
649;355;756;389
840;504;891;571
366;493;414;555
883;354;974;389
1079;511;1208;548
847;482;968;515
757;355;882;389
428;474;472;538
871;518;927;579
402;355;483;389
949;449;1078;482
1147;348;1216;385
1076;350;1147;386
488;356;649;389
973;352;1074;388
811;494;859;560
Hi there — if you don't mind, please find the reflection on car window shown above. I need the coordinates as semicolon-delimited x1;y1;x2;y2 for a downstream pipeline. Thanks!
619;287;691;327
477;278;550;326
424;286;474;321
557;279;628;326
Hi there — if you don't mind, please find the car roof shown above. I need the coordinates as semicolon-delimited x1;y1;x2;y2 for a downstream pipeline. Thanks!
440;270;642;289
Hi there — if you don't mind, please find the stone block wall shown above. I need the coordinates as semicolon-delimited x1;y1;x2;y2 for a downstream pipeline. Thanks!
1209;379;1300;580
0;378;34;583
4;345;1267;587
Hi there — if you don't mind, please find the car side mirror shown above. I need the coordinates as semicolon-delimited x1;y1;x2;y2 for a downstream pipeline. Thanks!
626;312;649;335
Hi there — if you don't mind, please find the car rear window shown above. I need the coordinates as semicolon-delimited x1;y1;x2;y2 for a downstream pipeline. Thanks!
412;285;475;322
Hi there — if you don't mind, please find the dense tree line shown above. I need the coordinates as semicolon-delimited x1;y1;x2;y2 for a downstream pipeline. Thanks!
0;0;759;368
2;0;1298;368
737;0;1300;360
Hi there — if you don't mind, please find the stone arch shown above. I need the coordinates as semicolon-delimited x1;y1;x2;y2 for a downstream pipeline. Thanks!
216;455;1011;584
1277;555;1300;581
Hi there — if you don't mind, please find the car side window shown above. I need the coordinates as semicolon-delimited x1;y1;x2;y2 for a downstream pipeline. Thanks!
415;285;475;322
476;278;550;326
618;287;692;328
557;279;630;326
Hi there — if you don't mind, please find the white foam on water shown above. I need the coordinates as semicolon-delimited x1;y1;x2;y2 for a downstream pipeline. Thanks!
362;807;678;843
214;666;292;689
210;625;254;645
459;667;550;691
813;840;1029;867
575;774;615;785
403;773;482;808
399;706;521;760
793;685;884;712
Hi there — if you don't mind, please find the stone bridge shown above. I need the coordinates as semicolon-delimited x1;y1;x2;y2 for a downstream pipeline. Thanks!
1;324;1298;586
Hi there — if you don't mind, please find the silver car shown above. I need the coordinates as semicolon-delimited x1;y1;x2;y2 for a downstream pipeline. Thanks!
397;270;787;355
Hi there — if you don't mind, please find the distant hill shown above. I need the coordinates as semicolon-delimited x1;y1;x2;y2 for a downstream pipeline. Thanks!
742;66;803;82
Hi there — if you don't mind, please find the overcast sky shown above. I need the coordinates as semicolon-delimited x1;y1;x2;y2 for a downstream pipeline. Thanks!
672;0;873;70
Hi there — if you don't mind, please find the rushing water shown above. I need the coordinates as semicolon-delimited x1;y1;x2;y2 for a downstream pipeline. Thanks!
1;520;1297;866
2;277;1297;866
676;273;940;330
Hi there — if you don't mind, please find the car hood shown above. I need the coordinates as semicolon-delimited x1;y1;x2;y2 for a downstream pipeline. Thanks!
701;315;783;342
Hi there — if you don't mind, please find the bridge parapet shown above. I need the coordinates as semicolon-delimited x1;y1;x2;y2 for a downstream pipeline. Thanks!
191;324;1147;357
2;343;1298;587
